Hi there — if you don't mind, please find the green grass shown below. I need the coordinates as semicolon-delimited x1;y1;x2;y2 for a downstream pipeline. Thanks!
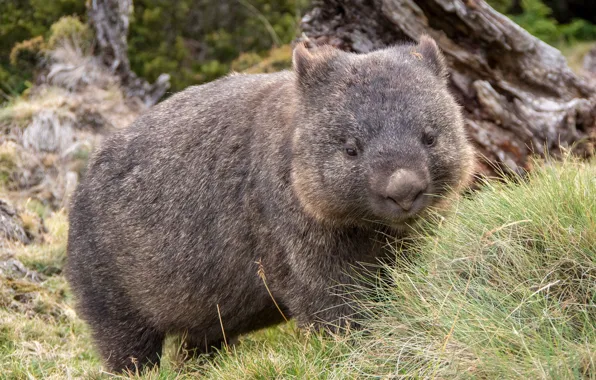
341;156;596;378
1;157;595;378
0;212;102;379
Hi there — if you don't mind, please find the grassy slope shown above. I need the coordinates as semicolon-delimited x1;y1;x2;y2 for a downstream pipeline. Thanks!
0;210;102;379
197;157;596;379
343;157;596;378
1;157;594;379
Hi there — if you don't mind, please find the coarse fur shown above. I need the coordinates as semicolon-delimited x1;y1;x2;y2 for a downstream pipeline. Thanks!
66;36;475;373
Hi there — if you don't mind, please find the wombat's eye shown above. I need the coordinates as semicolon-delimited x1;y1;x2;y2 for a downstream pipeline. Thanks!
344;146;358;157
423;133;437;147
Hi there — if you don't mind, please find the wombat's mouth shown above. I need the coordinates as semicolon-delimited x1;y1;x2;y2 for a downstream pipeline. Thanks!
368;191;431;224
366;168;433;225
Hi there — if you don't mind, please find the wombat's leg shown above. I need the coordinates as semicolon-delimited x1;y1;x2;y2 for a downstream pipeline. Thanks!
91;318;164;374
285;266;365;333
295;298;359;333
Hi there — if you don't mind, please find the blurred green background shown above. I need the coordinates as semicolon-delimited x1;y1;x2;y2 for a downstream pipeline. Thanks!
1;0;595;100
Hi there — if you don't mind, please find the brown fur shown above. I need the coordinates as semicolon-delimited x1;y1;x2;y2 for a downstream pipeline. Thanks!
66;36;474;373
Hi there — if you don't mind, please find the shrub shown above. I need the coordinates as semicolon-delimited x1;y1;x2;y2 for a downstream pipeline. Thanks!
489;0;596;45
9;36;46;69
0;0;86;98
128;0;309;92
47;16;93;51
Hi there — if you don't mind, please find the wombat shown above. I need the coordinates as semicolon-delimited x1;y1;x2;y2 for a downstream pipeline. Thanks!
66;36;474;373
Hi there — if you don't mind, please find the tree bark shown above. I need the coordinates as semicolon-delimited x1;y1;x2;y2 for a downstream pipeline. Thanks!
88;0;170;106
300;0;596;176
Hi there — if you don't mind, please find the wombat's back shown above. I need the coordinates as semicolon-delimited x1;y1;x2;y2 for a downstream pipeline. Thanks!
66;71;295;340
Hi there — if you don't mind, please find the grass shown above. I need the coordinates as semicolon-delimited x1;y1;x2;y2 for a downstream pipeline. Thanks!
558;41;596;74
0;87;75;128
1;156;594;379
0;142;18;187
0;211;102;379
341;156;596;378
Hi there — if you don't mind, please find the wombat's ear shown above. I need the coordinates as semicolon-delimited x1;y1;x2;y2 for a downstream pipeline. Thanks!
416;35;448;79
293;42;338;84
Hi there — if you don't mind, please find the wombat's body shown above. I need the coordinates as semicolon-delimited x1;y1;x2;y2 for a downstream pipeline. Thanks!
66;37;474;372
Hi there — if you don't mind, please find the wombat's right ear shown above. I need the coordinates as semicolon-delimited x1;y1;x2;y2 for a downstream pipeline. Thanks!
293;42;338;84
416;35;448;79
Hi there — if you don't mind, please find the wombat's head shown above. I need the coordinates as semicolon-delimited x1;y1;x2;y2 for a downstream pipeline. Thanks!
290;36;475;227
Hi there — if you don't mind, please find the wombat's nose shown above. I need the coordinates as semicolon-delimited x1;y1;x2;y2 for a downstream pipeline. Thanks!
385;169;428;212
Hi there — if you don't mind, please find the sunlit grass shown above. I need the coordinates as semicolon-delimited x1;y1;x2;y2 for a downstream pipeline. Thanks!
342;156;596;378
1;157;594;378
0;211;102;379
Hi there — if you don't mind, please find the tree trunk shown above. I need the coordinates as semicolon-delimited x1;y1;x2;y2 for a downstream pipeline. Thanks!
88;0;170;106
300;0;596;176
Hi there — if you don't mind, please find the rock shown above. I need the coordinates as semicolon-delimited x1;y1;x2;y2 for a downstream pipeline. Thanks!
0;199;30;246
0;256;44;283
22;109;76;153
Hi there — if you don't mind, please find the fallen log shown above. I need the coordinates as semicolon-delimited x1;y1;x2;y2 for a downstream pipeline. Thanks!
301;0;596;175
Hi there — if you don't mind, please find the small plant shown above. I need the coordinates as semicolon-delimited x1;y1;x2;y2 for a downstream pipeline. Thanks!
47;16;93;51
230;51;263;72
9;36;46;71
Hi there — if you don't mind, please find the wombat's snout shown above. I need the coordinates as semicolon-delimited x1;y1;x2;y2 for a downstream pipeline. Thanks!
384;169;429;213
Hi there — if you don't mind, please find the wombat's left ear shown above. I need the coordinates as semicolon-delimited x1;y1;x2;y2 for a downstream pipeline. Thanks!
417;35;448;79
293;42;339;84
